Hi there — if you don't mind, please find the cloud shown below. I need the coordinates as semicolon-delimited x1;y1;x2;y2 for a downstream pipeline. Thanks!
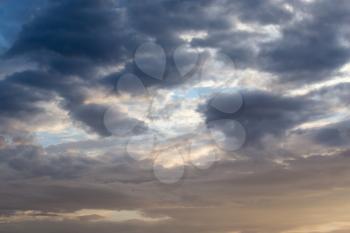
0;0;350;232
6;0;137;70
0;0;149;136
0;145;350;233
200;90;320;147
259;0;350;82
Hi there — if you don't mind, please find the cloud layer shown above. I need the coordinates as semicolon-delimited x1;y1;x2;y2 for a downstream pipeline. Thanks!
0;0;350;232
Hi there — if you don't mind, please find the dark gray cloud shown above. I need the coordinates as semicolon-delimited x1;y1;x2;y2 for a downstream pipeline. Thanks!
70;104;110;136
0;69;109;136
190;0;294;67
5;0;139;73
191;0;350;82
200;90;321;146
192;30;258;68
295;119;350;148
126;0;230;46
229;0;293;24
1;0;213;136
312;127;345;147
259;0;350;82
0;0;147;136
0;144;95;180
3;0;348;137
0;73;52;118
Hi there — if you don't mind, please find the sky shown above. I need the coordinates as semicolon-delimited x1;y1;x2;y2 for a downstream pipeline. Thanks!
0;0;350;232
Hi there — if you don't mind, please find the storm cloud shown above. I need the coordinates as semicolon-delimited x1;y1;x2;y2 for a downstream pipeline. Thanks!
0;0;350;233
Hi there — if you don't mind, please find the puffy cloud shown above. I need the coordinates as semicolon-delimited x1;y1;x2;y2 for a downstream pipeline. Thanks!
259;0;350;82
200;90;321;146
